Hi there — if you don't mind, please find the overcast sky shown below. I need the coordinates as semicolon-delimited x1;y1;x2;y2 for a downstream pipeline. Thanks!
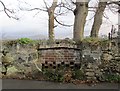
0;0;118;39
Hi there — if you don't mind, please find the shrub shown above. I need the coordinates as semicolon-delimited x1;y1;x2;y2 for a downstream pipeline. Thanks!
18;38;33;44
99;39;110;47
103;74;120;83
42;69;64;82
83;37;99;43
82;37;110;47
73;69;85;80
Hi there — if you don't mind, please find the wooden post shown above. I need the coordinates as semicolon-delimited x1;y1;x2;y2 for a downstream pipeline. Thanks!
108;32;111;40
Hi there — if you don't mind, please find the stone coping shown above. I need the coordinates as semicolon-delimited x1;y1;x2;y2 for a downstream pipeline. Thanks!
38;47;81;51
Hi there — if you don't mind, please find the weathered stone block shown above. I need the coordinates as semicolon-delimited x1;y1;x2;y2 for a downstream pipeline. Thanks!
87;77;96;80
86;72;95;77
7;66;18;76
85;69;94;72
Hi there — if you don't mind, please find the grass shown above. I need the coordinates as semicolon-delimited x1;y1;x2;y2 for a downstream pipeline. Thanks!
82;37;110;46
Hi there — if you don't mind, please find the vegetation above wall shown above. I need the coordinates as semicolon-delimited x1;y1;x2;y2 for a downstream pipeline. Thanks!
82;37;111;47
18;38;34;44
2;37;111;47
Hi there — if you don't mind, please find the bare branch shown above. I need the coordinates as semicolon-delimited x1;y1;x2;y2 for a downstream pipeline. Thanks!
107;1;120;6
57;3;74;12
86;14;95;21
62;5;74;12
70;0;76;5
88;8;96;12
107;1;120;14
103;12;109;19
54;17;73;27
107;5;118;14
0;0;10;18
20;7;47;12
55;8;70;17
43;0;49;9
33;11;40;17
89;7;97;8
0;0;19;20
17;0;31;6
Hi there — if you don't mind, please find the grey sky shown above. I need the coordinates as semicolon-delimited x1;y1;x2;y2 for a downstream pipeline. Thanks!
0;0;118;39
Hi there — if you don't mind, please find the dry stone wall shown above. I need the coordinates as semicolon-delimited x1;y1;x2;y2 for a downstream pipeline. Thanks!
0;40;119;82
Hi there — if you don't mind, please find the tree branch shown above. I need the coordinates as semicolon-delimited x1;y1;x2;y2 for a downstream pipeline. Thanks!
57;3;74;12
43;0;49;9
20;7;47;12
54;17;73;27
0;0;19;20
107;1;120;6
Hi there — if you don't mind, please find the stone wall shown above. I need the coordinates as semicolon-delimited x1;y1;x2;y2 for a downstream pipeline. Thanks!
0;42;40;79
0;41;82;79
0;40;120;82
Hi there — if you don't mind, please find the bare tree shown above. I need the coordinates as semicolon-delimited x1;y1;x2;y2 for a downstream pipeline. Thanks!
90;0;120;38
47;0;73;43
19;0;119;42
62;0;119;41
20;0;73;44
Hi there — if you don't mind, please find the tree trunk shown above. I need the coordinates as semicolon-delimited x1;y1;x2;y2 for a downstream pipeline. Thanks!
48;9;55;44
73;1;88;42
48;0;57;44
90;1;107;38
